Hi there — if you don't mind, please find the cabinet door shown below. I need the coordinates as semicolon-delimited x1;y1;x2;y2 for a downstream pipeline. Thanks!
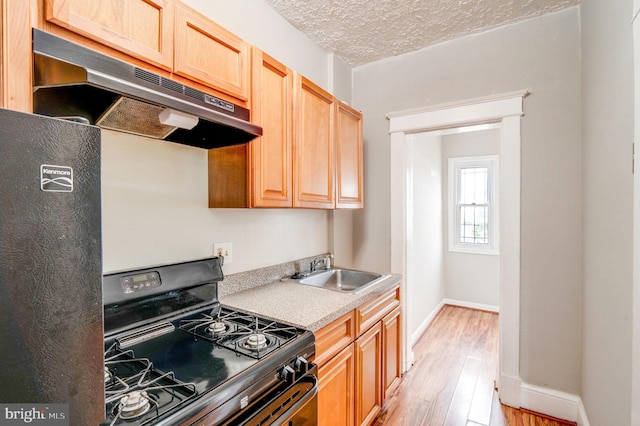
1;0;31;111
250;49;292;207
45;0;174;70
293;74;335;209
335;101;364;208
355;322;382;426
318;343;355;426
174;3;249;101
382;306;402;403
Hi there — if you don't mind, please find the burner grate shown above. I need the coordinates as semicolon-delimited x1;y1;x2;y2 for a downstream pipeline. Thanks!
103;344;197;426
178;308;303;359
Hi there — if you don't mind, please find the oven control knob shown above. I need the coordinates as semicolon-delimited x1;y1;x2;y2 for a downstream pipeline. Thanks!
278;365;295;384
294;356;309;374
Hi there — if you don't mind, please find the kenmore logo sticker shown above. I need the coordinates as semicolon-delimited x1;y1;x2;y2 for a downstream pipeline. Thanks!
40;165;73;193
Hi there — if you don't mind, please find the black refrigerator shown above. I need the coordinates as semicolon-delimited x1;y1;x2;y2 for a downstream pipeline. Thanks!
0;108;104;424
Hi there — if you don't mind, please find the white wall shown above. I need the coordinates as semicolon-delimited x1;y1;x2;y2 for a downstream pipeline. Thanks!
580;0;634;424
101;131;329;274
441;128;500;308
101;1;353;275
406;133;445;342
353;8;582;394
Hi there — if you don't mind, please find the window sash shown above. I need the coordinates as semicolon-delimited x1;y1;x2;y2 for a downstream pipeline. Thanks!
457;203;490;245
448;155;498;255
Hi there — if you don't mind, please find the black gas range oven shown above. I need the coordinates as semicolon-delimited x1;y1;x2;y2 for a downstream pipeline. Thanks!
101;257;317;426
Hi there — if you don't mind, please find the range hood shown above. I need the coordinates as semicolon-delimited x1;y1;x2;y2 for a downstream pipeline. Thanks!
32;29;262;149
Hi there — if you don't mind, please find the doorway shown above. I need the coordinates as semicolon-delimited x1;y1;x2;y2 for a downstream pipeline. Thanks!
387;90;527;408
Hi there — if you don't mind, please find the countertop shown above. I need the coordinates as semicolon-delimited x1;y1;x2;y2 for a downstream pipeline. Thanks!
220;273;402;331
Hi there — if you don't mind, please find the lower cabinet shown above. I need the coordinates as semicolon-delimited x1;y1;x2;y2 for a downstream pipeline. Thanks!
318;343;355;426
382;306;402;401
355;322;382;426
316;285;401;426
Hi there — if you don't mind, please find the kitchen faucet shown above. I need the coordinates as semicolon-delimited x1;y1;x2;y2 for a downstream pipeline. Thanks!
310;254;333;273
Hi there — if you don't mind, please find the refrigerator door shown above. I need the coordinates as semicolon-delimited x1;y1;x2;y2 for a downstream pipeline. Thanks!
0;109;104;424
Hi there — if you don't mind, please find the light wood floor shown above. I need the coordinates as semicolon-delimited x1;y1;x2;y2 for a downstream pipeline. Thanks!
373;305;576;426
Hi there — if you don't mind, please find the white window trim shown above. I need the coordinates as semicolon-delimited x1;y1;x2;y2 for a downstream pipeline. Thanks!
448;155;499;255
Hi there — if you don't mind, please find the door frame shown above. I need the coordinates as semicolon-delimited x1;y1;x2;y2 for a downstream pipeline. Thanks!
387;89;528;407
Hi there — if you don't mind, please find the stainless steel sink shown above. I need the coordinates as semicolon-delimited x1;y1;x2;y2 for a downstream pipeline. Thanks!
294;268;390;293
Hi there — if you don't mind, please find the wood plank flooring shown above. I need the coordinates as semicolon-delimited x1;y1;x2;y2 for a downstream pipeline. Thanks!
373;305;576;426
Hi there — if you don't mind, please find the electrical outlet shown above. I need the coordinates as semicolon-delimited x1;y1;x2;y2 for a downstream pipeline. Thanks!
213;242;232;264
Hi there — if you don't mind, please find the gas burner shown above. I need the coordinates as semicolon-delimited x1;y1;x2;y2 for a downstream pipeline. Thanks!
102;346;198;426
244;333;269;350
179;314;242;341
207;321;230;335
117;390;152;419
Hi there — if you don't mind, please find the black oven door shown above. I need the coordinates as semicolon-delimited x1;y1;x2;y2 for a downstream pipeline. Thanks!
194;373;318;426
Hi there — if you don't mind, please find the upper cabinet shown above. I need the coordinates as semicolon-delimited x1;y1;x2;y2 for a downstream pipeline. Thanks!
174;3;250;102
208;69;364;210
45;0;174;70
250;49;293;207
335;101;364;209
293;74;335;209
43;0;249;103
208;48;293;208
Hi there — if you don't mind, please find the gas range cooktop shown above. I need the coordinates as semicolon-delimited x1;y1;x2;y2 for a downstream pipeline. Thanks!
101;258;317;426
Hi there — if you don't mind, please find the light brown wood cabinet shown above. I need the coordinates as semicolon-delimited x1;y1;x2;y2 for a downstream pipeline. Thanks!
335;100;364;208
318;343;355;426
208;68;363;210
382;306;402;401
44;0;174;70
1;0;32;111
315;285;401;426
355;322;382;426
293;74;335;209
174;3;249;102
249;49;293;207
43;0;249;103
208;48;293;208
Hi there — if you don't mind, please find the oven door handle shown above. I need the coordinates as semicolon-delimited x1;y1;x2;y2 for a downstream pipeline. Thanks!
271;375;318;426
214;373;318;426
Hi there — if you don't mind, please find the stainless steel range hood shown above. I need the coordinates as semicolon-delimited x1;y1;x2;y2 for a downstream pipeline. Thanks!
32;29;262;149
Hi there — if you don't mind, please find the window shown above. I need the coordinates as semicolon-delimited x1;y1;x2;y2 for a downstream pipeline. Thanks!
448;155;499;255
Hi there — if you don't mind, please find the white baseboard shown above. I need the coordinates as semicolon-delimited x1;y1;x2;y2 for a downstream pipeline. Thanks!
443;298;500;313
410;300;445;347
498;373;521;408
576;398;590;426
519;382;590;426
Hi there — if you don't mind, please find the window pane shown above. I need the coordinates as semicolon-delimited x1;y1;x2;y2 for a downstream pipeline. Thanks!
459;167;488;204
459;205;488;244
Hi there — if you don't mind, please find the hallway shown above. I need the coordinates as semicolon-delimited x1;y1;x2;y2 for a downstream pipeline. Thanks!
373;305;575;425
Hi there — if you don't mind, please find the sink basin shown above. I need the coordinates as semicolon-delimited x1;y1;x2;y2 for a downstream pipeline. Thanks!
295;268;389;293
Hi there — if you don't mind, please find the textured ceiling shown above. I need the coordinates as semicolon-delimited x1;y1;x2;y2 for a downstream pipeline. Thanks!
264;0;581;66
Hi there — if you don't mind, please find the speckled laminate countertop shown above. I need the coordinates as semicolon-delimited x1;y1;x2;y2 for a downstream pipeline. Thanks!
220;273;402;331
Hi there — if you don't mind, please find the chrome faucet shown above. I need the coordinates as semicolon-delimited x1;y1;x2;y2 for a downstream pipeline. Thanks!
309;257;324;274
310;254;334;273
